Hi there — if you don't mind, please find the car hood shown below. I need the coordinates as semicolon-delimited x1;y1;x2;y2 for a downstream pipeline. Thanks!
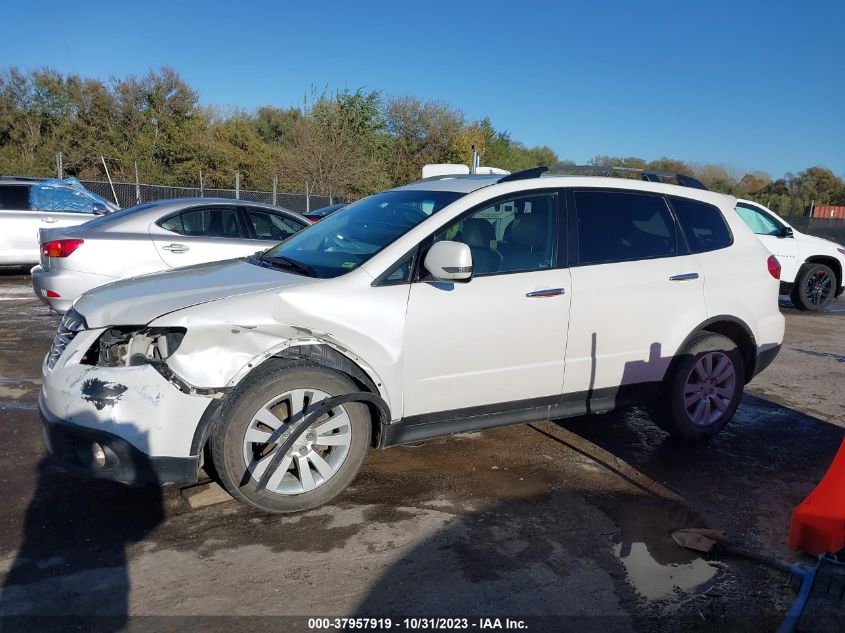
796;231;844;252
74;258;316;328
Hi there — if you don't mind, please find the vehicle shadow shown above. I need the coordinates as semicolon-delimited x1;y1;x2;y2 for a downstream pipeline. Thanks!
351;335;843;632
0;422;164;633
554;394;844;552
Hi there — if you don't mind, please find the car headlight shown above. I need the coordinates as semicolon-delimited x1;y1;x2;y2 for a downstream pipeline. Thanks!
46;308;89;370
84;327;186;367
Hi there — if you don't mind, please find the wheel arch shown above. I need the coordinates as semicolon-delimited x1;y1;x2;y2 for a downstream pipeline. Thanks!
803;256;842;292
678;316;758;384
191;341;392;457
274;343;391;447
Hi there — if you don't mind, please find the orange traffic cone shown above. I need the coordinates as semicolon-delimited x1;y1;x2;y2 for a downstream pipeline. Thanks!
789;437;845;556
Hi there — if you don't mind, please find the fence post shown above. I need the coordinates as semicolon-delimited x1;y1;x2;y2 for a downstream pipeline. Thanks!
235;172;240;200
134;162;141;205
305;182;310;214
100;155;119;206
272;176;278;206
56;152;63;179
199;170;204;197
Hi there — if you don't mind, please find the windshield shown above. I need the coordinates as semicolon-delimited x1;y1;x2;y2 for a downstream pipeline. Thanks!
260;189;464;278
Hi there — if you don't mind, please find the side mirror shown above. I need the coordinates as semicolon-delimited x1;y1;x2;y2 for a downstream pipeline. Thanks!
781;226;794;238
92;202;109;215
424;241;473;282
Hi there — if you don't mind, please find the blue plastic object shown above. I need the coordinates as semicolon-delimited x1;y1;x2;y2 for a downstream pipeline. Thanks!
29;177;116;213
778;555;845;633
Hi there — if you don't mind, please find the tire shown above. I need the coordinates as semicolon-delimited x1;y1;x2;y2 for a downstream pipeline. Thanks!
791;263;836;311
647;332;745;440
210;359;371;513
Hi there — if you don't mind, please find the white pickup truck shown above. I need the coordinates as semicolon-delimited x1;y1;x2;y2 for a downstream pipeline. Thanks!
735;199;845;310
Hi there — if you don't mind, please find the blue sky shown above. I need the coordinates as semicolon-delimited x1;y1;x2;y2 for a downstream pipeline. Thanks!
3;0;843;178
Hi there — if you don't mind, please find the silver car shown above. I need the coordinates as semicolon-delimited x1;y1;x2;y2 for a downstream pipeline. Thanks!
31;198;309;312
0;176;118;267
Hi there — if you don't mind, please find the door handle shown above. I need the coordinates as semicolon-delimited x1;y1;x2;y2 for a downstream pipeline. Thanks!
526;288;565;298
669;273;699;281
41;217;57;223
162;243;190;253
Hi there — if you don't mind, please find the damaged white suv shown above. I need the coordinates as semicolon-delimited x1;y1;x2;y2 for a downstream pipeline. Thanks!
40;168;785;512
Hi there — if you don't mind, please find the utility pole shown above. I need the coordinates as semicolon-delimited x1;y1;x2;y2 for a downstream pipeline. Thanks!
235;171;240;200
56;152;63;179
134;162;141;205
100;155;119;206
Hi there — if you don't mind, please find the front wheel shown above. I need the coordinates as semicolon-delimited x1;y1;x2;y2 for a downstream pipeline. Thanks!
791;263;836;311
210;360;371;513
647;332;745;440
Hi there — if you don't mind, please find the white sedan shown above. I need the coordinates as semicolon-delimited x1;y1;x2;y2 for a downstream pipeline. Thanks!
31;198;309;312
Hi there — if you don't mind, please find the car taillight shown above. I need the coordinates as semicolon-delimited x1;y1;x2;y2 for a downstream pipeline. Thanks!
42;239;84;258
767;255;781;280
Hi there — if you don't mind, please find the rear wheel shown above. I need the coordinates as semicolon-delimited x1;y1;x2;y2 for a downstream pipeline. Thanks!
791;263;836;311
647;332;745;440
211;359;371;513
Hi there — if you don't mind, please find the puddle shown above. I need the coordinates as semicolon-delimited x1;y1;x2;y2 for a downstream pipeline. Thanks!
614;541;717;600
595;494;719;601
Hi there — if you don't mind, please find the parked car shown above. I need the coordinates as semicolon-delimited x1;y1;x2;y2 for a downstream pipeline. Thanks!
735;199;845;310
0;176;118;267
304;203;346;222
31;198;309;312
40;168;784;513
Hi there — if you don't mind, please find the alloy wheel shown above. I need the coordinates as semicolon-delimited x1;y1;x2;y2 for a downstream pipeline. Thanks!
805;270;832;306
683;352;736;427
241;388;352;494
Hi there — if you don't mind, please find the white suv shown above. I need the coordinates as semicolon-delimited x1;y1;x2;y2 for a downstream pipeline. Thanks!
735;199;845;310
39;169;785;513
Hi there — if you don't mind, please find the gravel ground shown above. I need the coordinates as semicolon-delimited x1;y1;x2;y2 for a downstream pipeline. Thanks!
0;272;842;633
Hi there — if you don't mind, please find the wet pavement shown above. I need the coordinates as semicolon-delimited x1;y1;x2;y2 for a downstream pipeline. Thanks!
0;272;843;632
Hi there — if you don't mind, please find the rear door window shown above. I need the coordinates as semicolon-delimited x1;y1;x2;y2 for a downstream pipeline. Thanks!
573;190;677;265
670;197;733;253
30;185;96;213
0;185;32;210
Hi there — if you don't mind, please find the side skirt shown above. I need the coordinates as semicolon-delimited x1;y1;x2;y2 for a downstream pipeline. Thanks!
380;382;661;447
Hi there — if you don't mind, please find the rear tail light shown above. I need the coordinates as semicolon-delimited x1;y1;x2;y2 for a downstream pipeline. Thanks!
42;239;84;258
767;255;781;280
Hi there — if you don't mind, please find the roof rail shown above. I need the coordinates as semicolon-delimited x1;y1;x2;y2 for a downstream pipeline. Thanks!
0;175;45;182
497;166;549;183
497;164;708;190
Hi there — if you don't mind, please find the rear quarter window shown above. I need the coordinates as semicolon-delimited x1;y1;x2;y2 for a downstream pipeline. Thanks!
670;197;733;253
0;185;32;210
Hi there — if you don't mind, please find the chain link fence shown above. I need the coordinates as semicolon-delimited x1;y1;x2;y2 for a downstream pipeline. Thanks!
789;217;845;245
79;180;336;215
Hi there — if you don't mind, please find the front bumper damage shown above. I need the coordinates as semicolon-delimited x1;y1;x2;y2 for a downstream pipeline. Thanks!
40;326;217;484
40;395;200;483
